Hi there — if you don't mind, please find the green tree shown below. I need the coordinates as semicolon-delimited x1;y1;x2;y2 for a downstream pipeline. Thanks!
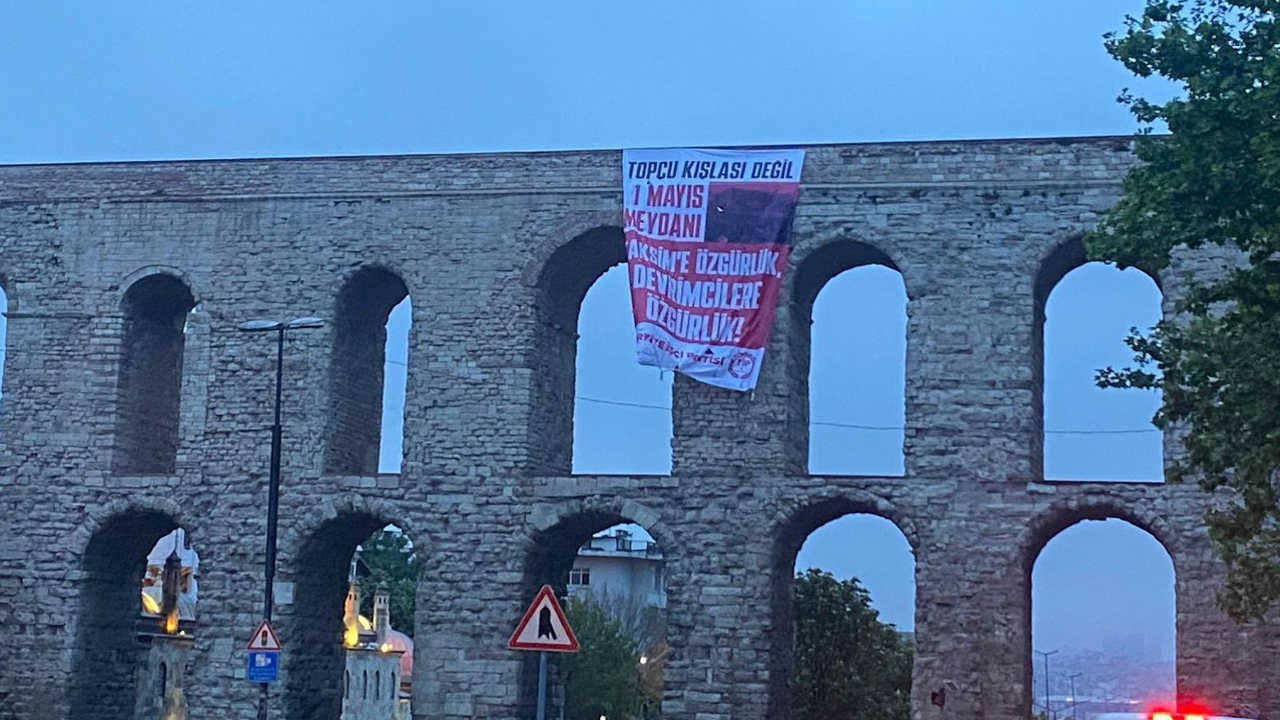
1087;0;1280;619
560;595;645;720
357;528;420;635
791;568;912;720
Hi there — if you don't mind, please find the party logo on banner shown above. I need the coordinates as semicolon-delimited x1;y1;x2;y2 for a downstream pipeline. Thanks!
622;148;804;391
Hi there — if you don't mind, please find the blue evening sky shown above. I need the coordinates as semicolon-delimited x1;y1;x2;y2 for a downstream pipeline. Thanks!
2;1;1178;661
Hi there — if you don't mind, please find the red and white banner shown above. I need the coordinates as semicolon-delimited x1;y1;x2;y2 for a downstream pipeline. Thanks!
623;148;805;391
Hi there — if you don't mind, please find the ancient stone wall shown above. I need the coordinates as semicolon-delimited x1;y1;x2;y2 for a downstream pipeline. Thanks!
0;137;1276;720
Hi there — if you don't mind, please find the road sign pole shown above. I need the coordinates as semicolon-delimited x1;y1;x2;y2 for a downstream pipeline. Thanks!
508;585;578;719
536;651;547;720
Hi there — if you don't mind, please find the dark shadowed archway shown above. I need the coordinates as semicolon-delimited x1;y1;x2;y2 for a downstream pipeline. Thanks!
70;509;179;720
285;512;395;719
112;274;196;475
324;266;410;476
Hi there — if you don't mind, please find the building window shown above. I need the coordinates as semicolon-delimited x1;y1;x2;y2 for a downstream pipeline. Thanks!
569;568;590;586
653;566;663;591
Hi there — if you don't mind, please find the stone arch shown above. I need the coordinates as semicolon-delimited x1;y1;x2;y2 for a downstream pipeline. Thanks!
112;271;197;475
527;225;627;475
1031;235;1163;320
66;497;191;554
519;211;623;290
772;491;919;556
115;265;203;311
1032;236;1164;480
520;498;675;718
283;496;421;720
69;504;183;720
524;498;676;588
790;239;904;314
1018;496;1178;575
787;239;907;476
1017;498;1178;716
768;492;917;719
323;264;411;476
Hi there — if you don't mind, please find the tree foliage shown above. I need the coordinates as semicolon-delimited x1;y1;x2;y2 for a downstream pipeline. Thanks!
357;528;420;635
560;595;646;720
791;569;912;720
577;587;668;716
1087;0;1280;620
579;586;667;649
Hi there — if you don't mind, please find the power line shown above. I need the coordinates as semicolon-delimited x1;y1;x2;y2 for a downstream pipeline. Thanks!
573;397;1159;434
809;419;911;431
0;350;1163;435
1042;427;1159;435
575;395;670;411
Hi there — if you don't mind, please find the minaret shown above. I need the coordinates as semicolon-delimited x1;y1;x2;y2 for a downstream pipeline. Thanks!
373;584;391;645
342;581;361;647
160;547;182;634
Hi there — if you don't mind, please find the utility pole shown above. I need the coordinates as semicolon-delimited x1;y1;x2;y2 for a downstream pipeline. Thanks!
1035;649;1059;720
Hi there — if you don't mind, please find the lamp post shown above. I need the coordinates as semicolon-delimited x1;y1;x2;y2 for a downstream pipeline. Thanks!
1035;649;1059;720
240;317;323;720
238;316;324;623
1067;672;1082;720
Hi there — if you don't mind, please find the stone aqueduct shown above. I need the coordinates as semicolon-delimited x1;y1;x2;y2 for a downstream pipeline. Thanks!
0;136;1276;720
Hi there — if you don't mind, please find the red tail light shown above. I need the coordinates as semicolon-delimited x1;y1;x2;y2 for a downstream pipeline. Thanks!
1150;713;1175;720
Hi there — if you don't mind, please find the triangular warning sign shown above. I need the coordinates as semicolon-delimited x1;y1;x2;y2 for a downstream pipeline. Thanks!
508;585;579;652
246;619;282;651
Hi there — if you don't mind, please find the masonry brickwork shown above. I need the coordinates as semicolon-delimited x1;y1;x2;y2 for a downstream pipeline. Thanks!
0;137;1277;720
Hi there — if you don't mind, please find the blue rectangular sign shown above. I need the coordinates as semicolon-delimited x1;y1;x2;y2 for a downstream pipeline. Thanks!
246;651;279;683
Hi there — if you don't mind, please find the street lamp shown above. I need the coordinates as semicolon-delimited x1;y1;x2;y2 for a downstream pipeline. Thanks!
1068;672;1082;720
1035;649;1059;720
238;317;325;623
